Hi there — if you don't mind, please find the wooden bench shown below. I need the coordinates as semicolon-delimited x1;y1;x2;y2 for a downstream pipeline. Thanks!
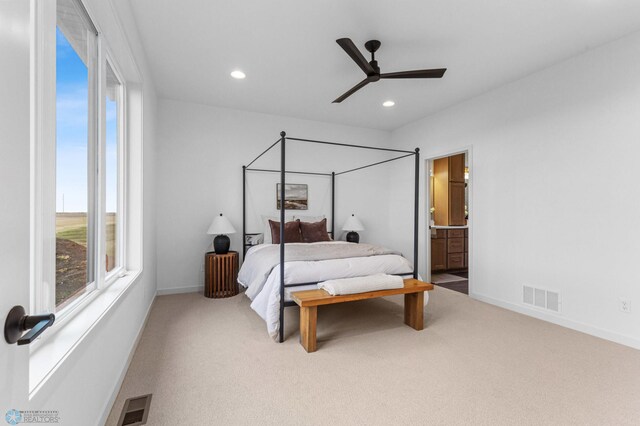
290;278;434;352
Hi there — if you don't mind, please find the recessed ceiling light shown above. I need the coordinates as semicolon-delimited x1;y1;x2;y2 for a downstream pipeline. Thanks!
382;100;395;107
230;70;246;79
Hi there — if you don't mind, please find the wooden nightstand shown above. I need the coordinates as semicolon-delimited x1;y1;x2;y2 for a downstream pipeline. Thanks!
204;251;239;298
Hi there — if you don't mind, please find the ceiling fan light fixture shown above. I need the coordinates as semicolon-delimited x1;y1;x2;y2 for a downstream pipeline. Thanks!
230;70;246;79
382;100;395;107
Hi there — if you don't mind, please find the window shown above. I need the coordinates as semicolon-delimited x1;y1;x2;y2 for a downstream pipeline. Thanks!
29;0;142;387
55;0;97;310
47;0;126;318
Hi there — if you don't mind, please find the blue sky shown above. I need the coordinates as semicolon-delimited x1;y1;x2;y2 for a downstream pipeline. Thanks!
56;27;118;213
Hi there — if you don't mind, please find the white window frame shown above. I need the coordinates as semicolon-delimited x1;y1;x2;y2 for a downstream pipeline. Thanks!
102;51;127;286
52;14;99;319
31;0;129;335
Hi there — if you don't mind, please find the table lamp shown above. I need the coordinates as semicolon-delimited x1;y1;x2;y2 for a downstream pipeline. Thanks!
207;213;236;254
342;214;364;243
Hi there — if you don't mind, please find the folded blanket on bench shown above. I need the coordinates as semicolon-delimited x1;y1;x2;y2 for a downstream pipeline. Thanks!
318;273;404;296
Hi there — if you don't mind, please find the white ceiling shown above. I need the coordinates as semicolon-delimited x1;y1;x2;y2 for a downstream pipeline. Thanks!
128;0;640;130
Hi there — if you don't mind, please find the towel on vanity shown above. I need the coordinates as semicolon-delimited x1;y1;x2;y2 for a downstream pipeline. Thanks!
318;273;404;296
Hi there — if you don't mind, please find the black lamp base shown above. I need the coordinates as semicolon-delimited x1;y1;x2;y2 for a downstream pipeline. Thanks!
213;235;230;254
346;231;360;243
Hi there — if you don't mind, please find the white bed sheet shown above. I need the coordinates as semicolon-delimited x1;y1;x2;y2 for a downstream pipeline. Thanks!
239;243;427;340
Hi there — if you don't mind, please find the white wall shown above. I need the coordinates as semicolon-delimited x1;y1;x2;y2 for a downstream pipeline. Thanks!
389;30;640;348
156;100;394;293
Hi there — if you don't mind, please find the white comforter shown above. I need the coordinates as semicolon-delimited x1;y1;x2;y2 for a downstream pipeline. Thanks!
238;242;427;340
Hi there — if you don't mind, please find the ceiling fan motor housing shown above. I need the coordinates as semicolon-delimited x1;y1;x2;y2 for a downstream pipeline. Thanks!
368;60;380;81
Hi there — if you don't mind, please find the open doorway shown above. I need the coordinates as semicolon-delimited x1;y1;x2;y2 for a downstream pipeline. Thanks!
427;152;470;294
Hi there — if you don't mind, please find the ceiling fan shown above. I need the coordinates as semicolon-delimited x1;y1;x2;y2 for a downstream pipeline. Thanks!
333;38;447;103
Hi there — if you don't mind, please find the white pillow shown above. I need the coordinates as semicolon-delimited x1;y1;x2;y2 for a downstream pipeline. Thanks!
261;215;294;244
293;214;325;223
248;234;263;245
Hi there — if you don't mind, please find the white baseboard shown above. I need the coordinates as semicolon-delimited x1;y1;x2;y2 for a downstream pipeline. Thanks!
156;285;203;295
470;292;640;350
98;296;156;426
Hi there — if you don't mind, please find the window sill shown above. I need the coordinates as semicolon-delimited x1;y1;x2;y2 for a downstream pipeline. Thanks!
28;269;142;397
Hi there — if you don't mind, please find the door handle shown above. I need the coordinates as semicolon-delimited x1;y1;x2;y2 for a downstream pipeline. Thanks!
4;305;55;345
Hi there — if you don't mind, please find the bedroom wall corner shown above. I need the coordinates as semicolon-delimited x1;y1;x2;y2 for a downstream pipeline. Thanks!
155;100;394;294
388;29;640;349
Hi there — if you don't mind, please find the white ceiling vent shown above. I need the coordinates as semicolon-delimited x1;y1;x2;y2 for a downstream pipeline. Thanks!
523;285;561;313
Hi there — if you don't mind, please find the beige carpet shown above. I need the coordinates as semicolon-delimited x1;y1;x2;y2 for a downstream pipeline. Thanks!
105;288;640;426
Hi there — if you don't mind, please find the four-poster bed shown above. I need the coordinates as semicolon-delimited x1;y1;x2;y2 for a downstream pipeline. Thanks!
241;131;420;343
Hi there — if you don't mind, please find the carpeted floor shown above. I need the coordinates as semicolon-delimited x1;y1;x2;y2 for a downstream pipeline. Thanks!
105;288;640;425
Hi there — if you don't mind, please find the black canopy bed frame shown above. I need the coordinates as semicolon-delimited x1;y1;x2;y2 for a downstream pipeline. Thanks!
242;131;420;343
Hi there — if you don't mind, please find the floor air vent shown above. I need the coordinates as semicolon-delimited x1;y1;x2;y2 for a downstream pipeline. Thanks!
523;285;561;313
118;394;152;426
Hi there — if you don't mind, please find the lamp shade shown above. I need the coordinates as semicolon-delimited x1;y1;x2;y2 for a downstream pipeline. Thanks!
207;213;236;235
342;214;364;232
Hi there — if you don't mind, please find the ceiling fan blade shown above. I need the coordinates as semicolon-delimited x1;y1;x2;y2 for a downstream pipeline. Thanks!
381;68;447;79
332;78;369;103
336;38;375;75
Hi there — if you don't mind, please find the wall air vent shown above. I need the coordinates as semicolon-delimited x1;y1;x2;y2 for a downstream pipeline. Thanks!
118;394;152;426
546;291;560;312
523;286;534;305
523;285;561;313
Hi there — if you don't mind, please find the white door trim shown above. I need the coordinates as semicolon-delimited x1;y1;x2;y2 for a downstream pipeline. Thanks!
424;146;473;295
